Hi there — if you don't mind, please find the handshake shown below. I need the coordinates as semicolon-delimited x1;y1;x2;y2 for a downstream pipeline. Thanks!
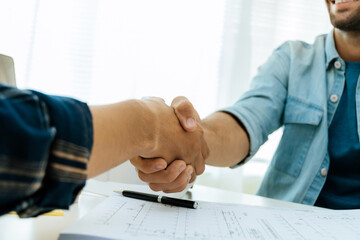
90;94;247;192
129;96;209;193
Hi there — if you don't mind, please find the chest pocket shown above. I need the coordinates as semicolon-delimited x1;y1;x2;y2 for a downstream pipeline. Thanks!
272;97;323;177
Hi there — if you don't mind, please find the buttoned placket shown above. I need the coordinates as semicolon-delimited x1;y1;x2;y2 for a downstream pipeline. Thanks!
320;59;346;181
326;59;346;128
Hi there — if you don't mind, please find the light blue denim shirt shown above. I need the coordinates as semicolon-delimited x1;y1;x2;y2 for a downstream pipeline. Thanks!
222;30;353;205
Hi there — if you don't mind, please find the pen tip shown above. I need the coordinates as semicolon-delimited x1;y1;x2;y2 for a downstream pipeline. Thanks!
114;190;123;194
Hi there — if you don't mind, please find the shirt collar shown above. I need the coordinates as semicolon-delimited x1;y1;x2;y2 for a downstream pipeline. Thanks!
325;29;341;68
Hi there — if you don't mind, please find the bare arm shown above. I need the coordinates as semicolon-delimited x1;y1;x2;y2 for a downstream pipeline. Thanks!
201;111;250;167
87;100;155;178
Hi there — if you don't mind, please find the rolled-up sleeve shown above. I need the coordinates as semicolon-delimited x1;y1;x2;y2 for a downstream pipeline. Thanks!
0;84;93;217
220;42;291;167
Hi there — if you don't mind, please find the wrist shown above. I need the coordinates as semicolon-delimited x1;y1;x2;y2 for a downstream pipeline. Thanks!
133;99;159;156
89;100;157;162
201;120;212;164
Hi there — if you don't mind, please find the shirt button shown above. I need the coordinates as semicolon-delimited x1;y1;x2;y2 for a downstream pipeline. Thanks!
321;168;327;177
334;61;342;69
330;94;338;103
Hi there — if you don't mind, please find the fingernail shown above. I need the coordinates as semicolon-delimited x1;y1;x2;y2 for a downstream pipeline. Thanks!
186;118;196;128
155;164;165;170
187;169;193;181
179;165;186;173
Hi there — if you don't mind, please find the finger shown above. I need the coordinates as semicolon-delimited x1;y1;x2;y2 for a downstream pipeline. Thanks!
141;96;166;104
171;96;198;132
165;165;195;193
151;165;193;193
130;156;167;174
138;160;186;184
194;152;205;175
189;169;197;183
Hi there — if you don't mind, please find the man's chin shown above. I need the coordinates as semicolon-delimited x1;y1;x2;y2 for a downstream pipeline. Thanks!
333;21;360;31
329;13;360;31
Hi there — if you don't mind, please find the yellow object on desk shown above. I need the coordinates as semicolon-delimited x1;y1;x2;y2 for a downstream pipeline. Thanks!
8;209;64;216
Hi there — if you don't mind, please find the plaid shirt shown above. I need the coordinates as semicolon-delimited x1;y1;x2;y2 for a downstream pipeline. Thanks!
0;84;93;217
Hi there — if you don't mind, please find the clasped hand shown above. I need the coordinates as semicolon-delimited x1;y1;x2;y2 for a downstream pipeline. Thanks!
131;96;206;193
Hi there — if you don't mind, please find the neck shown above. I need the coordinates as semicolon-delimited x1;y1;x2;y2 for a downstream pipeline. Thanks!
333;29;360;62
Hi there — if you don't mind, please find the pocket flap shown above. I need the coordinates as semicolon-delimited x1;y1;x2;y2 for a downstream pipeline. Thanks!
284;97;323;125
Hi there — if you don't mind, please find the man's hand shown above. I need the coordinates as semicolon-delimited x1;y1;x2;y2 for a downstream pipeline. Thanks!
131;157;196;193
140;97;209;175
171;96;199;133
131;96;204;192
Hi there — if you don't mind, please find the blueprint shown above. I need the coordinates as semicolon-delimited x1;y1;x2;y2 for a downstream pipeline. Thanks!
59;194;360;240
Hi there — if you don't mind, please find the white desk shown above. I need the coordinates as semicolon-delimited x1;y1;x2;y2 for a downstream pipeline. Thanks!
0;180;317;240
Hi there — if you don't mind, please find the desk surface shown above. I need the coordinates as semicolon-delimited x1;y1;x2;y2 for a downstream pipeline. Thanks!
0;180;317;240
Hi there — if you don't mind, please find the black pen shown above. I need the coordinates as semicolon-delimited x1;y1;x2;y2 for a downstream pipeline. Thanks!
114;190;198;209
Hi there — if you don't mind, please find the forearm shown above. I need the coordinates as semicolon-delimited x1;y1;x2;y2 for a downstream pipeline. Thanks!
88;100;156;178
0;85;93;217
202;112;250;167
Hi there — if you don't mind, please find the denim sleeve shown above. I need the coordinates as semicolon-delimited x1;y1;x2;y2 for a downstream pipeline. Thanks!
221;42;291;167
0;84;93;217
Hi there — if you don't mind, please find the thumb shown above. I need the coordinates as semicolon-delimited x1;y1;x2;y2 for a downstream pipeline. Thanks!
171;96;198;132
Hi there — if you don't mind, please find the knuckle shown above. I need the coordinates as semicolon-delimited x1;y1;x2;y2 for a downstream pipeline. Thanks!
168;183;187;193
142;163;156;174
177;183;188;192
163;188;178;194
129;157;140;166
196;166;205;175
149;184;162;192
170;171;189;191
174;174;188;189
171;176;184;188
164;172;176;182
165;166;180;182
138;172;149;182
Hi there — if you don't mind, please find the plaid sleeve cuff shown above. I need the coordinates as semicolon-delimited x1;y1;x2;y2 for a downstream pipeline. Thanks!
16;92;93;218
